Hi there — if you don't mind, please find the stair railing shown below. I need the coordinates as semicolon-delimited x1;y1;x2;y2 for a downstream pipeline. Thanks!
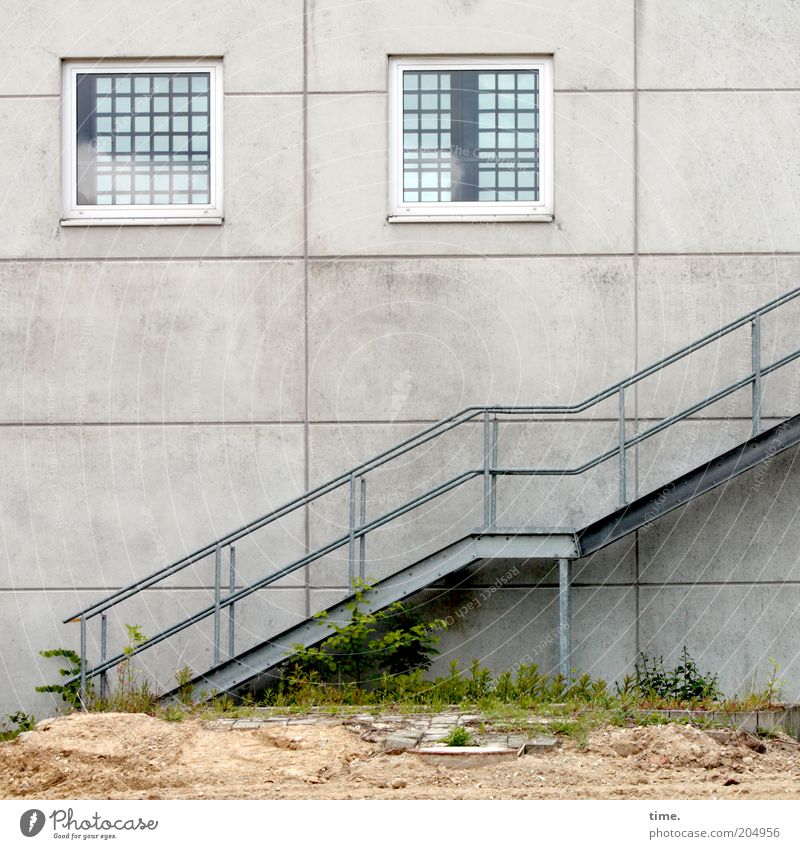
62;285;800;703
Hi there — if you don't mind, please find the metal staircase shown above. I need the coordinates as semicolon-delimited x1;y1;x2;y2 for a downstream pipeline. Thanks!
62;287;800;705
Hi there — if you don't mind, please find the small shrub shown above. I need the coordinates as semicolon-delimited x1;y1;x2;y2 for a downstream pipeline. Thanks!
441;726;474;747
36;648;83;710
0;711;36;741
89;625;158;714
175;665;195;706
729;658;784;710
159;706;185;723
283;581;447;694
620;647;721;705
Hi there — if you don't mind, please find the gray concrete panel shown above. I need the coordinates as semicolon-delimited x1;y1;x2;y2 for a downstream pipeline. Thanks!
639;0;800;90
307;258;635;421
0;261;305;424
0;425;306;591
308;0;634;92
639;92;800;253
639;584;800;703
0;0;304;96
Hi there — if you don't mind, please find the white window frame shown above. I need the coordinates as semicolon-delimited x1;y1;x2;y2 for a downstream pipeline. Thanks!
61;59;224;226
389;55;553;223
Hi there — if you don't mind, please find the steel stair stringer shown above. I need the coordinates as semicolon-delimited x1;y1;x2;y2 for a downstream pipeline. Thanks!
161;531;578;704
163;415;800;702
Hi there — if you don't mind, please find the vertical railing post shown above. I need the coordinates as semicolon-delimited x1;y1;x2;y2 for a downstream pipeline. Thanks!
79;617;87;710
348;473;356;588
228;545;236;659
490;416;499;528
618;386;627;507
752;314;762;436
559;558;572;680
483;412;491;529
358;476;367;581
213;545;221;666
99;613;107;701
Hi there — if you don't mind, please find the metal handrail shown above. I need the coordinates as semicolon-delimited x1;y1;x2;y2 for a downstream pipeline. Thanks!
64;284;800;624
63;285;800;696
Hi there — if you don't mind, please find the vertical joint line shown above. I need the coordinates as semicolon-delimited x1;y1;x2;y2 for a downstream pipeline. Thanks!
302;0;311;618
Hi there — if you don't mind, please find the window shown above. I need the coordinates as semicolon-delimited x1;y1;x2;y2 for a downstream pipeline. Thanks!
389;57;553;221
62;60;223;225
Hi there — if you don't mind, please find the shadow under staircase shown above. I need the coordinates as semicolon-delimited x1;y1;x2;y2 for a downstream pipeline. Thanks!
62;286;800;704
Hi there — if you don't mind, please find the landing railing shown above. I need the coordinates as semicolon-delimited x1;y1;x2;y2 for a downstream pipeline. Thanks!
63;286;800;703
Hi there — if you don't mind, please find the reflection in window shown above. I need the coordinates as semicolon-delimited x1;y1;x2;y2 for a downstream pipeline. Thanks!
76;72;211;206
401;69;539;204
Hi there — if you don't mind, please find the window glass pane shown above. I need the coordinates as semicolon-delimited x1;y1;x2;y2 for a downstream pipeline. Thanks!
400;66;540;205
76;71;212;206
401;71;452;202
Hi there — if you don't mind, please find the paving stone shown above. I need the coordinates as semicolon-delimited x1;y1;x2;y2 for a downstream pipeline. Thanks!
232;720;263;729
411;747;520;768
507;734;528;749
481;735;510;747
420;734;448;745
205;719;236;730
705;729;735;745
524;735;559;753
286;717;318;725
383;734;421;754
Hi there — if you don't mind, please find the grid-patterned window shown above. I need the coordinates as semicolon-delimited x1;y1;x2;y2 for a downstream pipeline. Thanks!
391;58;552;220
62;61;223;224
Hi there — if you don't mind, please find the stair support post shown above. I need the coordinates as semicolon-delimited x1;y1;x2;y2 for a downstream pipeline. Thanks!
348;472;356;588
483;412;491;528
228;546;236;659
99;613;107;701
358;477;367;580
490;416;498;527
752;314;762;436
79;616;87;710
559;558;572;680
618;387;627;507
213;545;221;666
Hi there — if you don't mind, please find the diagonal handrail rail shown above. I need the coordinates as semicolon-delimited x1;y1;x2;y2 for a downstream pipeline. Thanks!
62;285;800;695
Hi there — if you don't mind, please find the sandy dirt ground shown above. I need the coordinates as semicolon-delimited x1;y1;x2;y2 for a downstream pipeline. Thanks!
1;713;799;800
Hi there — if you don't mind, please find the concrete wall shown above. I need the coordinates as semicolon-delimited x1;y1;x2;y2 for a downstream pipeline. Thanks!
3;0;800;719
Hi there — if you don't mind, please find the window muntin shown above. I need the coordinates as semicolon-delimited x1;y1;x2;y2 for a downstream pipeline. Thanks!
62;61;222;224
390;58;553;220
